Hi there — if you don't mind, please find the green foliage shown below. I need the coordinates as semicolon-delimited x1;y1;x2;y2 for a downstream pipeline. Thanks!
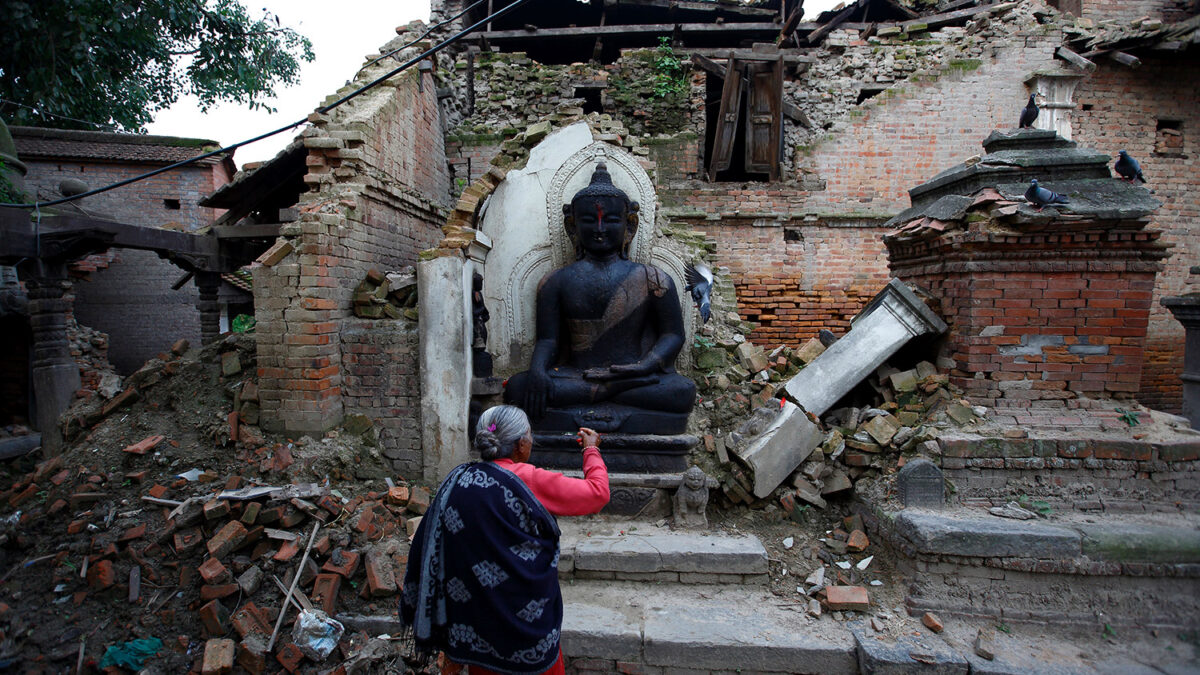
1115;408;1140;427
996;622;1011;633
652;38;688;99
0;160;26;204
1017;494;1053;516
231;314;256;333
1;0;314;132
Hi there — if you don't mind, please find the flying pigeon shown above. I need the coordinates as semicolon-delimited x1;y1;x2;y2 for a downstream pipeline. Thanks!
1025;179;1069;210
1114;150;1146;183
684;263;714;324
1018;94;1038;129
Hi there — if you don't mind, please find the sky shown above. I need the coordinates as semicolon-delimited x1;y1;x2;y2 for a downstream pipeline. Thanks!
147;0;841;168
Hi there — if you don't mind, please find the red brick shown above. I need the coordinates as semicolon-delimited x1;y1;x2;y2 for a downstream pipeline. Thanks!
201;638;235;675
199;557;232;585
321;550;361;578
255;505;284;525
8;484;37;508
311;574;341;615
276;642;304;673
147;484;169;499
386;486;410;505
227;602;270;640
352;507;375;534
122;435;165;455
237;638;269;675
922;612;944;633
365;552;397;597
207;521;249;559
174;528;204;555
198;599;231;636
824;586;869;611
67;519;87;535
119;523;146;543
240;502;261;525
200;584;241;601
273;540;300;562
203;499;231;522
124;470;148;483
87;559;115;590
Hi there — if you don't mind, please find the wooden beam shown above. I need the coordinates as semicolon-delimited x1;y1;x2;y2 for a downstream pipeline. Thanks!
690;53;726;78
776;0;805;44
472;22;781;40
896;2;1017;31
806;0;865;45
1106;50;1141;68
213;224;281;239
1055;46;1096;72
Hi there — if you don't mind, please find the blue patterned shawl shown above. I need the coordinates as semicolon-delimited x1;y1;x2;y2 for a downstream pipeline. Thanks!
399;462;563;675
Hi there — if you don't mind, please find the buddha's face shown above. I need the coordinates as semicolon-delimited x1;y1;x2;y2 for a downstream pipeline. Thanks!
572;195;628;258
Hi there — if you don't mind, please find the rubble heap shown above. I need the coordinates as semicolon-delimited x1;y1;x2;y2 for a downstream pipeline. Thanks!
0;336;426;673
352;267;417;321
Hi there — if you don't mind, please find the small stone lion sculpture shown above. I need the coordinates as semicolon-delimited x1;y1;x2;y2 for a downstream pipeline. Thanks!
673;466;710;529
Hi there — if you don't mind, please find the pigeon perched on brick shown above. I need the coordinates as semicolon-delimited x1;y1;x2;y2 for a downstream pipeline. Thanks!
684;263;714;323
1025;179;1069;210
1018;94;1038;129
1114;150;1146;183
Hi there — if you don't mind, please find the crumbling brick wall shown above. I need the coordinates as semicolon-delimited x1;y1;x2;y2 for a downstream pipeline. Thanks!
256;53;449;438
17;156;228;375
340;319;422;476
1073;55;1199;413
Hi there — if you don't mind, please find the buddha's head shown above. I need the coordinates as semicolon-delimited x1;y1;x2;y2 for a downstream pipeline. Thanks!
563;162;640;259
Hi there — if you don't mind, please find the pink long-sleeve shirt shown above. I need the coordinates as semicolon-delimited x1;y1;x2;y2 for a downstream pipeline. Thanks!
492;447;610;516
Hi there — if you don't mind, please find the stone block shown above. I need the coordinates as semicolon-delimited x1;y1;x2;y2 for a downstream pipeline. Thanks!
732;401;823;498
201;638;235;674
784;279;946;416
794;337;826;364
851;624;968;674
895;510;1080;558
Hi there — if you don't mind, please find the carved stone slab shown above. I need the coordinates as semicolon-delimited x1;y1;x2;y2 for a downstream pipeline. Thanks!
897;458;944;509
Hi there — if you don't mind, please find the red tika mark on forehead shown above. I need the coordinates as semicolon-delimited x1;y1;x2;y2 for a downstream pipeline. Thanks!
596;203;605;221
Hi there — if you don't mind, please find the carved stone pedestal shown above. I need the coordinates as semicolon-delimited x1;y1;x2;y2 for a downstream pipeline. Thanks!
1163;292;1200;430
533;433;696;474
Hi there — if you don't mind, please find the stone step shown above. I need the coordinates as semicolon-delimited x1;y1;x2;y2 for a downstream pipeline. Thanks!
860;504;1200;629
558;521;769;584
335;583;1200;674
561;580;858;674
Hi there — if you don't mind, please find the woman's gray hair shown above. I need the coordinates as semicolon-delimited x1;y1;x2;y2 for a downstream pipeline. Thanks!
473;405;531;460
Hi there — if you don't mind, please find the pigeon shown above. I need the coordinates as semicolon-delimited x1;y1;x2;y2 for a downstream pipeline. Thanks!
1025;178;1069;210
1114;150;1146;183
684;263;714;323
1018;94;1038;129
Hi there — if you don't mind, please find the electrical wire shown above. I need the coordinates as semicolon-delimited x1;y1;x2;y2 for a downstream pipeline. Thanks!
0;0;532;211
0;98;124;132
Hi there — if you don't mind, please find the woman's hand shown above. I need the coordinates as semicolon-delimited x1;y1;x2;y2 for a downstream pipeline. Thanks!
577;427;601;449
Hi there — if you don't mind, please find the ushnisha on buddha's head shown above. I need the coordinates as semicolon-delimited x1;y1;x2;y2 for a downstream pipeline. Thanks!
563;162;640;260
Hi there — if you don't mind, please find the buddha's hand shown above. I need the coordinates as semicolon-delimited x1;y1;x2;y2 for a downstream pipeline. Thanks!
526;369;552;419
577;427;601;449
583;362;655;380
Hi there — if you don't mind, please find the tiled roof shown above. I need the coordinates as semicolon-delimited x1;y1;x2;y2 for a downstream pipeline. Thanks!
10;126;223;164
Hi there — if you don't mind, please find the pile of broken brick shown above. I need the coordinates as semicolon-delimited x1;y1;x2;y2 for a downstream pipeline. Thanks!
1;447;427;673
352;267;417;320
720;343;977;511
794;512;879;619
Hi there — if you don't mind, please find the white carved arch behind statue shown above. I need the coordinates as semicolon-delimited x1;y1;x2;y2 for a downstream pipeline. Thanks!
546;142;658;268
480;123;693;375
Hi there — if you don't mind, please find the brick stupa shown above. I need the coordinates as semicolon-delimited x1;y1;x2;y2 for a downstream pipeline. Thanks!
883;129;1169;409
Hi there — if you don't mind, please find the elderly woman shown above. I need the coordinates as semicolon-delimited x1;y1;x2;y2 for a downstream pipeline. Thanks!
400;405;609;675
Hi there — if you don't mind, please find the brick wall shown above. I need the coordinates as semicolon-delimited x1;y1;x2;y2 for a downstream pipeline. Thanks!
256;64;449;437
1073;54;1199;413
71;248;200;374
340;319;422;476
19;156;227;374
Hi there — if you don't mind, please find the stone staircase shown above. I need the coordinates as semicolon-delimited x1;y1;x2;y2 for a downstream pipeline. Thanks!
555;520;859;674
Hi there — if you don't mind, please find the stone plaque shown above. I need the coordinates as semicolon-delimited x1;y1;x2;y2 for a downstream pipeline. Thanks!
897;458;944;508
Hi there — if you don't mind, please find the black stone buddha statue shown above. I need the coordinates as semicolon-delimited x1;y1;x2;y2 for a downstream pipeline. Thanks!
504;162;696;435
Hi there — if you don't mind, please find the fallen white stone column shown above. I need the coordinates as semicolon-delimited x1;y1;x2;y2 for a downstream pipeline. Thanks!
784;278;946;417
735;401;824;498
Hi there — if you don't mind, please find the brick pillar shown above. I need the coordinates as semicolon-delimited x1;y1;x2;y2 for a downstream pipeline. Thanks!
195;271;221;344
26;262;79;455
